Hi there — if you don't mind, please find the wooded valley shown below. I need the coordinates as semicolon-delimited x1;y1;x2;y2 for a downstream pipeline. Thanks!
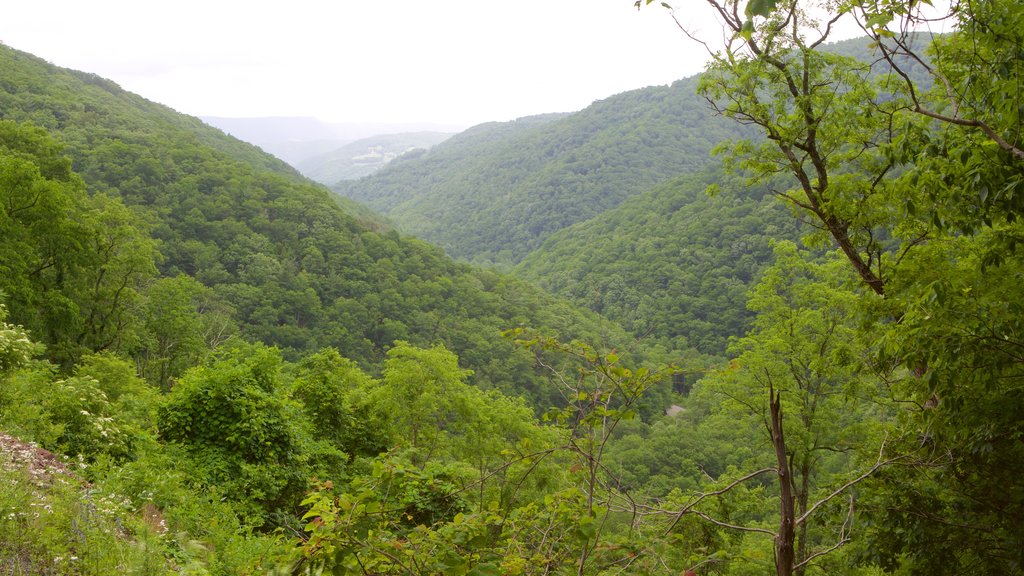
0;0;1021;574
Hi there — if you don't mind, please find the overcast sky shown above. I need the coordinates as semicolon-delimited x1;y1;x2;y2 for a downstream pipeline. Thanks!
1;1;725;127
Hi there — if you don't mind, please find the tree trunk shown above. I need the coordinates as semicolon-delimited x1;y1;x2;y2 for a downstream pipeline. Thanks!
770;386;795;576
795;458;811;576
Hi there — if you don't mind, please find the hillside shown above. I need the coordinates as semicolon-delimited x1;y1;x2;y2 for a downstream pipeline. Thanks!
517;171;805;357
335;78;753;266
296;131;454;184
0;44;630;405
2;9;1021;575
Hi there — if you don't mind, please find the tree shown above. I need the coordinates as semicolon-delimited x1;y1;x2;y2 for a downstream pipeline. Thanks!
136;275;231;390
289;347;388;459
638;0;1024;571
0;120;156;367
157;339;306;524
690;243;898;575
70;192;157;360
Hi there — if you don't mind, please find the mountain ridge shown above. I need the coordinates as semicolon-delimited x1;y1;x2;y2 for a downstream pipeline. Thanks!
334;77;753;266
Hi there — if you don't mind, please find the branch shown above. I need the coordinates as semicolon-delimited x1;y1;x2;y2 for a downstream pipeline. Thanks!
667;8;716;59
691;509;777;536
796;439;901;525
663;467;778;534
863;14;1024;160
794;495;854;570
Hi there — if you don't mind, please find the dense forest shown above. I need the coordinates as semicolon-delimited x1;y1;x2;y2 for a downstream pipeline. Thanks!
0;45;646;407
517;171;804;358
1;0;1022;574
335;80;753;267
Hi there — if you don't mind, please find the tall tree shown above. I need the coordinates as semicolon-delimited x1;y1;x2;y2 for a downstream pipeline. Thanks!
0;120;155;367
638;0;1024;571
695;243;898;575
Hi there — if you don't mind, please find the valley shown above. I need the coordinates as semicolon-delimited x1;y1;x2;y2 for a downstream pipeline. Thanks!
0;1;1021;573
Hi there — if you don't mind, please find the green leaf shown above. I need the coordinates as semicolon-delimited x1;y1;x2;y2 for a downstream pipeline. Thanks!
468;564;502;576
741;19;755;41
744;0;776;18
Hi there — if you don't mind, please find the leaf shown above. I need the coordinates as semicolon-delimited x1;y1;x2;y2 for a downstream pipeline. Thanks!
864;13;893;29
744;0;776;18
468;565;502;576
741;19;755;41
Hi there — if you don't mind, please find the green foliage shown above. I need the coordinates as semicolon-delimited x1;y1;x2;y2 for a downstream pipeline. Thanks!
4;8;1021;573
157;340;307;523
661;0;1024;570
0;330;148;465
337;80;753;267
692;243;897;572
292;338;683;575
290;348;387;460
858;226;1024;574
0;463;169;575
75;352;160;436
0;120;156;367
0;44;634;404
368;342;475;455
95;446;294;575
44;375;139;463
0;303;41;375
363;342;562;513
518;171;803;359
136;274;233;391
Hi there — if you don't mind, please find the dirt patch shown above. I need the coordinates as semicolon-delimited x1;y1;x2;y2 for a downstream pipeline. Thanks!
0;432;81;487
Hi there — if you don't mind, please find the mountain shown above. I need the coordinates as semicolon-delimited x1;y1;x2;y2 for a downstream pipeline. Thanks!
516;171;805;358
334;78;754;266
201;116;465;165
0;44;629;405
296;131;454;184
509;36;923;357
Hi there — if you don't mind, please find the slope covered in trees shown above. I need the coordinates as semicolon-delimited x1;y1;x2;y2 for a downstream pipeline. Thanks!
0;44;630;405
336;78;752;266
2;0;1022;572
517;171;804;358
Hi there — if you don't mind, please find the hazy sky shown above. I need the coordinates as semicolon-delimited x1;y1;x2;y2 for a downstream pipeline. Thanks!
1;1;721;127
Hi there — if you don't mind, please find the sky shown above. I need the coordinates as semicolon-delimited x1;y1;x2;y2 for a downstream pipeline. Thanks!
0;1;724;127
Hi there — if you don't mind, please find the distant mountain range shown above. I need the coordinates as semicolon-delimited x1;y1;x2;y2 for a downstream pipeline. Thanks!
296;131;454;185
201;116;466;165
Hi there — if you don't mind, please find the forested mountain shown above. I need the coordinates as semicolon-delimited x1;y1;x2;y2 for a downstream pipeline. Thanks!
2;0;1022;572
296;131;453;184
0;44;629;406
517;171;805;358
335;78;753;266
